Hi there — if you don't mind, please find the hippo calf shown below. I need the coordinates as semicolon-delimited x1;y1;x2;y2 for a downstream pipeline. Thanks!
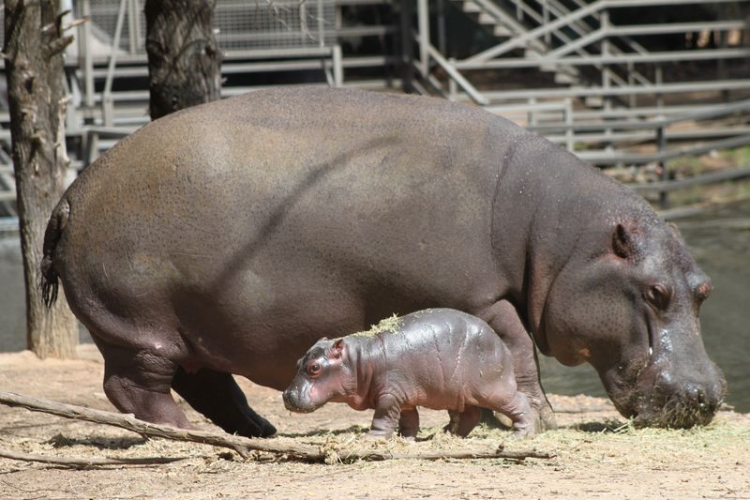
283;309;532;438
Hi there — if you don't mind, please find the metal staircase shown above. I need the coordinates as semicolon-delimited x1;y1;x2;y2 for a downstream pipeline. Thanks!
452;0;582;85
409;0;750;171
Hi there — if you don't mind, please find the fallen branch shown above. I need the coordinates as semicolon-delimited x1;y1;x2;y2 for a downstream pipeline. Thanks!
0;391;555;464
0;448;187;467
0;391;318;461
333;446;555;463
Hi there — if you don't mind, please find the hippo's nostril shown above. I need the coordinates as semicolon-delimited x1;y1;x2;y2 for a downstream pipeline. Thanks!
684;383;708;404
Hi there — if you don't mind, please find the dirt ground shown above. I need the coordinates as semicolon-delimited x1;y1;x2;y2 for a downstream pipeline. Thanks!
0;346;748;500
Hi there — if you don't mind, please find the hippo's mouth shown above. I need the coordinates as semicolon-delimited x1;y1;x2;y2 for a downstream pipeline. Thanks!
632;396;723;428
282;389;324;414
603;361;726;429
284;403;319;414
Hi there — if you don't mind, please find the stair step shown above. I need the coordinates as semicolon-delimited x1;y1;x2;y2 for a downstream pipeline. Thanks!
585;96;604;107
478;12;495;25
493;25;512;37
554;73;576;84
525;47;545;59
463;1;481;13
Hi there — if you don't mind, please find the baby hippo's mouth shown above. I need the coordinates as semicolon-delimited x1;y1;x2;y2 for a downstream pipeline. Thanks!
282;389;319;413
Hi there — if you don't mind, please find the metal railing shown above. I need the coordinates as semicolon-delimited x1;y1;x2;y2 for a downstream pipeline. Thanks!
417;0;750;111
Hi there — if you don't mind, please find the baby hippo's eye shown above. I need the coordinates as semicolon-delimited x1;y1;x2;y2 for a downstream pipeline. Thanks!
306;361;323;377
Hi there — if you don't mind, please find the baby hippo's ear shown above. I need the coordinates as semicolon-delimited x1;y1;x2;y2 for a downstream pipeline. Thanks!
330;338;345;360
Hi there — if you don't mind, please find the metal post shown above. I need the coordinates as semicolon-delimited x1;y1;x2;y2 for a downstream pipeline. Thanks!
103;0;128;127
655;65;664;111
317;0;325;47
127;0;138;55
417;0;430;78
300;1;307;45
448;57;457;100
399;0;414;92
627;61;636;108
564;98;574;152
437;0;447;57
658;126;668;209
601;10;612;149
132;0;142;52
542;0;550;45
332;45;343;87
79;0;94;109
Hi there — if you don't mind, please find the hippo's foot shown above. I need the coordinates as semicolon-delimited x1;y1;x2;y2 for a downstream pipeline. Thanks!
444;406;481;437
398;408;420;440
539;402;558;431
172;367;277;438
365;429;393;440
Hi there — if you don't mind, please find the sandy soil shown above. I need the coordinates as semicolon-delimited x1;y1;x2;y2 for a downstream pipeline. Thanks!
1;346;748;500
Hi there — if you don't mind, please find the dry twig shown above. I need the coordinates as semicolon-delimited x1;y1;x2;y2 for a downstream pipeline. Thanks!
0;448;187;467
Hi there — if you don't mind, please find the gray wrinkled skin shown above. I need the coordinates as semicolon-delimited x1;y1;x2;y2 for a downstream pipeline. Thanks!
42;87;725;437
283;309;532;438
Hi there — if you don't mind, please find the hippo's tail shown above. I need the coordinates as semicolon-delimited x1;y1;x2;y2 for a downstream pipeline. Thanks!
41;197;70;308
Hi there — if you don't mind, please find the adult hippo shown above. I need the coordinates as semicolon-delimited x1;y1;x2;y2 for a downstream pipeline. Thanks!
42;87;725;437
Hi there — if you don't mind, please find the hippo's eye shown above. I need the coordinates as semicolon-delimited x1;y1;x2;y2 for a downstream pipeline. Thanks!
645;284;671;310
306;361;322;377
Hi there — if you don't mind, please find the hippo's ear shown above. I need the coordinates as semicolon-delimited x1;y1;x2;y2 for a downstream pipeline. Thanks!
612;223;634;259
330;339;345;359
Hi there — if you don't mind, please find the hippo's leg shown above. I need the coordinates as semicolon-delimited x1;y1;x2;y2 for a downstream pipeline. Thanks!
172;368;276;438
94;338;190;428
480;300;556;434
398;406;420;439
482;387;535;438
445;406;481;437
369;394;402;438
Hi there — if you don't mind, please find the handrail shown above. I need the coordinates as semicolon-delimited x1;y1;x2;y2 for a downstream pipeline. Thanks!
424;43;490;105
541;0;652;86
465;0;608;63
454;48;750;70
630;166;750;193
579;133;750;166
526;98;750;134
465;0;750;64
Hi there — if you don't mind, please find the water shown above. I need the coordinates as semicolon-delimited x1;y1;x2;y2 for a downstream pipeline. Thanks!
1;201;748;411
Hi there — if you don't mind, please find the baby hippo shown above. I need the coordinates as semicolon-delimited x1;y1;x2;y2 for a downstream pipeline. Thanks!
283;308;532;438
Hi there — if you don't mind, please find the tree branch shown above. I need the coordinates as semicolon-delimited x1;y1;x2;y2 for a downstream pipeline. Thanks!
0;391;556;464
0;448;188;468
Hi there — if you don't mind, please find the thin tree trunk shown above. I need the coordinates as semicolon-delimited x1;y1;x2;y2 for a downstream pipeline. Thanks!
4;0;78;358
145;0;222;120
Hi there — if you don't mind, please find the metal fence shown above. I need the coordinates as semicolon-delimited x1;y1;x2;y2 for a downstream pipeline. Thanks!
0;0;338;56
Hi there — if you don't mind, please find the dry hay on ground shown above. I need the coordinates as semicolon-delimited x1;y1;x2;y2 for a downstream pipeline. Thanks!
1;346;748;499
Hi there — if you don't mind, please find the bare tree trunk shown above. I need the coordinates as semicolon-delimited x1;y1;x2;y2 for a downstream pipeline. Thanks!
144;0;222;120
4;0;78;358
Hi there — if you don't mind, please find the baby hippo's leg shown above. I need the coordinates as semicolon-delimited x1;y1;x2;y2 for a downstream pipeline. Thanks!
369;394;403;439
488;391;534;438
445;405;481;437
398;407;420;440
